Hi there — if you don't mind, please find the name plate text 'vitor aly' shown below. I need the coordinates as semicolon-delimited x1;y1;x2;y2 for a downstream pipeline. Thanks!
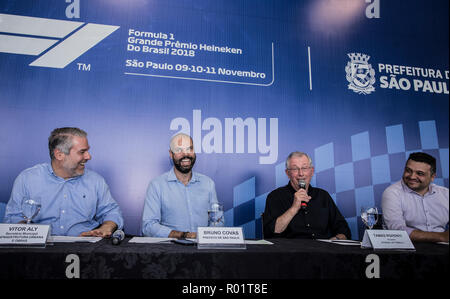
0;223;50;247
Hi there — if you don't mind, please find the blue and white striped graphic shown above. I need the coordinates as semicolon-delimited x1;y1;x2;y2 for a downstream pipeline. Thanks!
0;13;119;68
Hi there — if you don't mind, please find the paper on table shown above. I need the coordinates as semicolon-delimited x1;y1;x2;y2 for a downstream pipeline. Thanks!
48;236;102;243
316;239;361;246
128;237;177;243
128;237;274;245
245;240;273;245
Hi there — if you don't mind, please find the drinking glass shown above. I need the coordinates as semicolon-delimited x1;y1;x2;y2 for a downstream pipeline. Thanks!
22;197;41;224
360;207;379;230
208;203;224;227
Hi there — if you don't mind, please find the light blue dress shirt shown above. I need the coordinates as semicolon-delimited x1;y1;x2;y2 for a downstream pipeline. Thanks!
4;163;124;236
141;168;218;237
382;180;449;235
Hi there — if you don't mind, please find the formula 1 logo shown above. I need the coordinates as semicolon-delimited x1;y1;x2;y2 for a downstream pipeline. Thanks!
345;52;376;95
0;13;119;68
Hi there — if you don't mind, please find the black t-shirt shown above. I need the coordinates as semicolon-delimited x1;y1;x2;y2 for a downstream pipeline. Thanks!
263;183;351;239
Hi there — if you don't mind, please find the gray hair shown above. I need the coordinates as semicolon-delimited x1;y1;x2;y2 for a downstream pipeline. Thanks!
48;127;87;160
285;151;313;169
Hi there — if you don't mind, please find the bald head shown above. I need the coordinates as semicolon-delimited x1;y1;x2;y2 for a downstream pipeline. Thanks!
169;133;196;174
169;133;193;153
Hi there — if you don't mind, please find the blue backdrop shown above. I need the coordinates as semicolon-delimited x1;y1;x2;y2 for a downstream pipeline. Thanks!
1;0;448;239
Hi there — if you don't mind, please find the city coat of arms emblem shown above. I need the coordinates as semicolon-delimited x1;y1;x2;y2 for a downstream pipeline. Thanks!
346;53;376;95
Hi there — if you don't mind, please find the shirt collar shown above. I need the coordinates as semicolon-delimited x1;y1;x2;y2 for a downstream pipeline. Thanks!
45;162;82;182
400;179;435;196
45;163;60;179
428;183;436;194
167;168;200;184
286;181;314;195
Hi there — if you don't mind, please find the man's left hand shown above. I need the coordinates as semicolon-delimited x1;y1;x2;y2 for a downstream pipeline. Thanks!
79;221;117;238
331;234;347;240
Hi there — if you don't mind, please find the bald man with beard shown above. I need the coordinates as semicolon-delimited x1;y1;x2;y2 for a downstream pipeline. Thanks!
141;133;219;239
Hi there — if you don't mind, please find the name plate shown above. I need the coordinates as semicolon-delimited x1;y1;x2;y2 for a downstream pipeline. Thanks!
197;227;246;249
0;223;51;247
361;229;415;250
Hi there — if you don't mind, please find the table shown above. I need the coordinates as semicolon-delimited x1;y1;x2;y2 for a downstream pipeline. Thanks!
0;238;447;279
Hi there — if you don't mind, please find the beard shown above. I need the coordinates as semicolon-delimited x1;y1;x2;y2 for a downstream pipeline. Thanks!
403;176;427;192
62;159;86;178
173;154;196;174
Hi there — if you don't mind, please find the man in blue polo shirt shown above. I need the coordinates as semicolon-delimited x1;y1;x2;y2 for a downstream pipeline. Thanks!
4;127;123;237
141;133;218;239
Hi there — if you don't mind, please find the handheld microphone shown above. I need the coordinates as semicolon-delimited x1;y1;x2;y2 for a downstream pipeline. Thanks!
111;229;125;245
298;180;307;210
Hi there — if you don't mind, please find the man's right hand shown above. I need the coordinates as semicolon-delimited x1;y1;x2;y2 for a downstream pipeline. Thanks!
292;188;311;212
410;229;449;242
441;230;449;242
275;190;312;234
169;230;196;239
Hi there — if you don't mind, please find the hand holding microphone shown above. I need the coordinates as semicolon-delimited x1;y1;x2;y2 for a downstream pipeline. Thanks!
294;179;311;211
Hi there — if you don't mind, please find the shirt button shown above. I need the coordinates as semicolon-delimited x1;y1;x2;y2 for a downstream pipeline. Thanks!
60;226;64;229
306;224;310;227
64;194;67;198
61;210;65;214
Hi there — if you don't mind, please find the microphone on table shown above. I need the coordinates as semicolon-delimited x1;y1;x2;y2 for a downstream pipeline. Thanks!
298;179;307;210
111;229;125;245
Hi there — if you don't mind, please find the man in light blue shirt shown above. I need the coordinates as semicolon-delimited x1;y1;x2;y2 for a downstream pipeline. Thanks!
4;127;123;237
141;133;218;238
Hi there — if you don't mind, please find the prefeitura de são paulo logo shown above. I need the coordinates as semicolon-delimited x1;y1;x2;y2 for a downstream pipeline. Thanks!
345;53;376;95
